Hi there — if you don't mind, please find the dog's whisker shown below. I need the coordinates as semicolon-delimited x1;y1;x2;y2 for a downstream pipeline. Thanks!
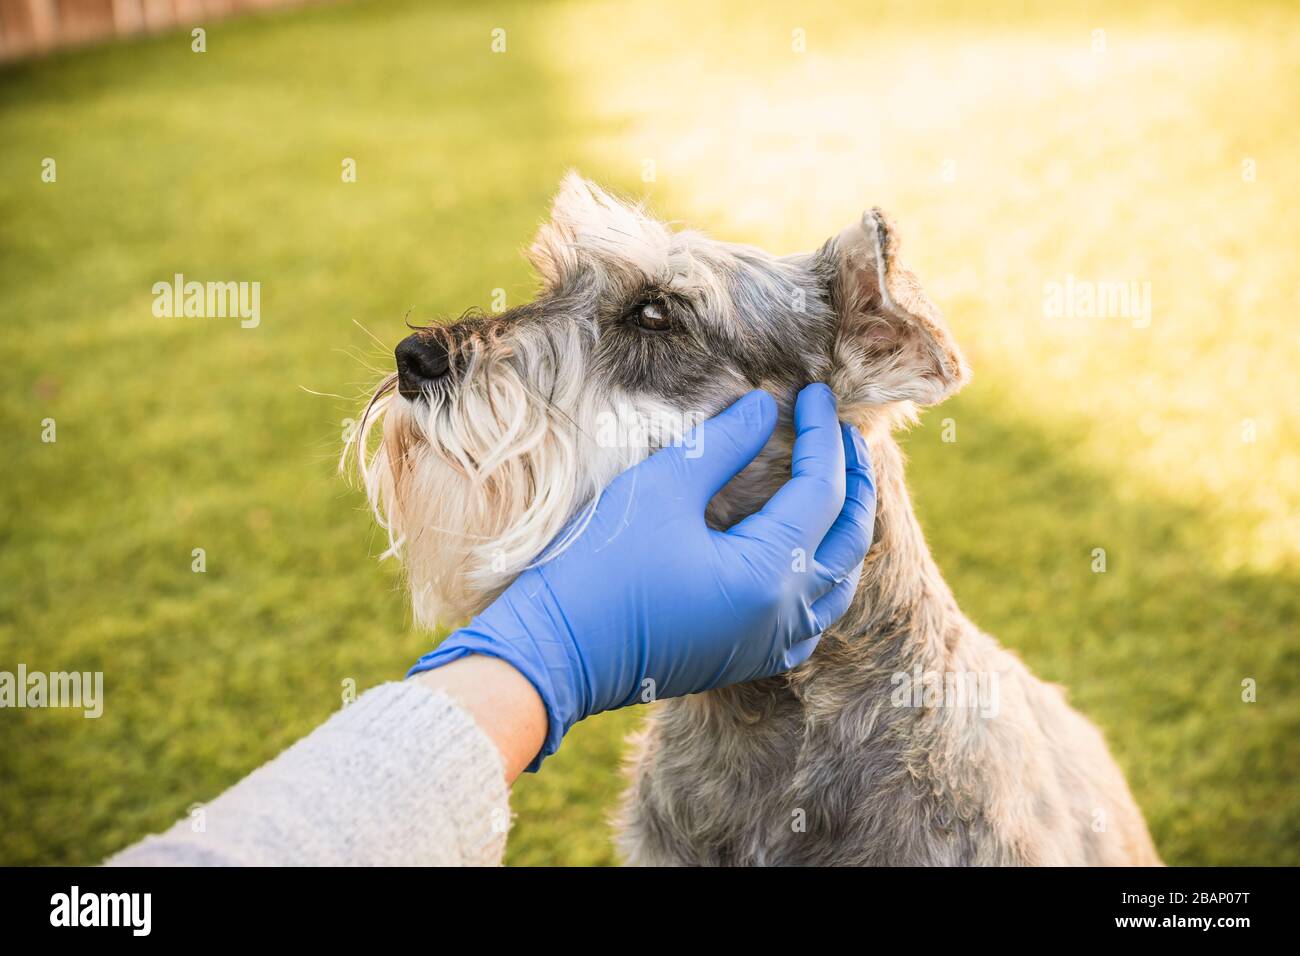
298;385;351;400
332;347;391;377
351;318;393;351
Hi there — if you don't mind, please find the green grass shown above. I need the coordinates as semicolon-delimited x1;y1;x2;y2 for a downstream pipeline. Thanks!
1;0;1296;866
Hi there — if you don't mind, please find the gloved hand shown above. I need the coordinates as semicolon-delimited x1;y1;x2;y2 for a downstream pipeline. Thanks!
408;383;876;770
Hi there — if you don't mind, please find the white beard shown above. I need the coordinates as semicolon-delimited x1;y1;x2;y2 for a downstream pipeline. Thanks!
345;324;691;629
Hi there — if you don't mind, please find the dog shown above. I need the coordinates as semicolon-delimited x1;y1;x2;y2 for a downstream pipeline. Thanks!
350;173;1161;866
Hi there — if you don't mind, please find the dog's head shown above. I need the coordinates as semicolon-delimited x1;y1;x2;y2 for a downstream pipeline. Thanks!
349;173;968;627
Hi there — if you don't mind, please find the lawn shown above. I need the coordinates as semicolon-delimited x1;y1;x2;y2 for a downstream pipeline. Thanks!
1;0;1296;866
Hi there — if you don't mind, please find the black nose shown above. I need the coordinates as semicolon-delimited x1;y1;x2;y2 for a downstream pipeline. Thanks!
395;334;450;399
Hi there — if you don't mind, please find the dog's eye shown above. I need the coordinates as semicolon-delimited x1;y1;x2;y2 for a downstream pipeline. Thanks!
633;301;672;332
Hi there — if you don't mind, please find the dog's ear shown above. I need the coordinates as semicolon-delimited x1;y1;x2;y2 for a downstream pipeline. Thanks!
823;209;969;407
528;171;669;288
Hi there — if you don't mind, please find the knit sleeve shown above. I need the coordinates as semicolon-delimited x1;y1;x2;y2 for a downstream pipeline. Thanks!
104;681;510;867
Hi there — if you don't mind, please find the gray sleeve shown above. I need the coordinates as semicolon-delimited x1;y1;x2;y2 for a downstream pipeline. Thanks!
105;681;510;866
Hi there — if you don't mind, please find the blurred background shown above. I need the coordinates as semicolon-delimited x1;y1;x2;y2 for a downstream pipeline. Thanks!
1;0;1296;865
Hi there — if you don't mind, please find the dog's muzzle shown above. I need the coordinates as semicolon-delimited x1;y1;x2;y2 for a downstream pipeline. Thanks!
395;333;451;400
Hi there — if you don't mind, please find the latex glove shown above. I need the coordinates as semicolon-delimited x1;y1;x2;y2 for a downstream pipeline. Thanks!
408;383;876;770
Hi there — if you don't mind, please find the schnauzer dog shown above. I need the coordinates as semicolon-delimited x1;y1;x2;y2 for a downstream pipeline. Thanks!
350;173;1161;866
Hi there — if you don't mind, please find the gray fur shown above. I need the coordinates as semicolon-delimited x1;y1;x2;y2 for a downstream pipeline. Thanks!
619;431;1160;865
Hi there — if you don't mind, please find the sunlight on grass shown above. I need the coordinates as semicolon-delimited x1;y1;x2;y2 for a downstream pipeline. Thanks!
543;0;1300;571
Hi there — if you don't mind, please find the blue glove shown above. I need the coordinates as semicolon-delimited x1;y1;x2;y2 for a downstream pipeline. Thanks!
408;383;876;770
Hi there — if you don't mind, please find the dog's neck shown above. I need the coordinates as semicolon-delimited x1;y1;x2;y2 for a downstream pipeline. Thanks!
710;411;965;672
802;430;966;680
698;425;967;723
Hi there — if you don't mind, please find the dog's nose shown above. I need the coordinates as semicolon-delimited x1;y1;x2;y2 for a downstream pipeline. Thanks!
395;334;450;399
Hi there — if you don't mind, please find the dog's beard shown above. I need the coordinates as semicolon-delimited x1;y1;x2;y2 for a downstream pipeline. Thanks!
347;329;667;629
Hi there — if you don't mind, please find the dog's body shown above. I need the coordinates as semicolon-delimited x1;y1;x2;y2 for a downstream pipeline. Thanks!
618;432;1160;865
354;174;1161;865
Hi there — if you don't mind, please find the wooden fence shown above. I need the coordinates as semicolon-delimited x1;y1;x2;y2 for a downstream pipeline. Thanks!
0;0;319;62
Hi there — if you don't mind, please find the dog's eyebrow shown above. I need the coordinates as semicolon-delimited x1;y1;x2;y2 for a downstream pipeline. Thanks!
616;283;668;307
